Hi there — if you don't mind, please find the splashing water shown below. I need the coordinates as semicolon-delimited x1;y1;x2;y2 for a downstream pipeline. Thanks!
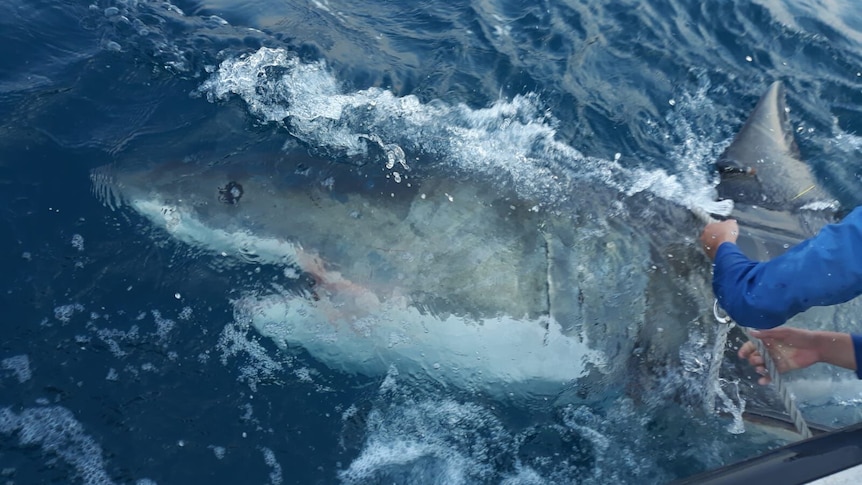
197;47;732;217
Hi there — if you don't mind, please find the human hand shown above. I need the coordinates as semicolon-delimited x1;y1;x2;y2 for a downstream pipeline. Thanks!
700;220;739;260
737;327;823;385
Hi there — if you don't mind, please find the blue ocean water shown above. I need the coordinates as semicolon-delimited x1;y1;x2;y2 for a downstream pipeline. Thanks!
1;0;862;484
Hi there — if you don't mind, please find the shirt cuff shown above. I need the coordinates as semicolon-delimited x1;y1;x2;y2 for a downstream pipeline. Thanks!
712;242;785;328
852;333;862;380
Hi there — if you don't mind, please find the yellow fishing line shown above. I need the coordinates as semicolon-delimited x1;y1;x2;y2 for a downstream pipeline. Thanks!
791;185;816;201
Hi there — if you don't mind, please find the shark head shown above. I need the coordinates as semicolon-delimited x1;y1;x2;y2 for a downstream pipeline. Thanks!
94;151;647;394
89;82;838;412
92;142;710;397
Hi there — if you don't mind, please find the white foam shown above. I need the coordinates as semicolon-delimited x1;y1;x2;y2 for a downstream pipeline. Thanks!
95;325;140;358
196;47;725;215
55;303;85;323
217;319;286;392
337;368;689;485
0;406;116;485
1;355;32;383
178;306;193;320
151;310;175;343
209;445;227;459
106;368;119;381
834;131;862;153
72;234;85;251
338;382;505;484
261;447;283;485
800;200;840;212
342;439;469;484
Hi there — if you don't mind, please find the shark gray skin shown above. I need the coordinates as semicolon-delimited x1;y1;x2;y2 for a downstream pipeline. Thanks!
92;146;708;398
715;81;838;258
90;82;844;412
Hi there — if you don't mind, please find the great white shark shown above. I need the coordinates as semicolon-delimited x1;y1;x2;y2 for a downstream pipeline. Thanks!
91;82;846;406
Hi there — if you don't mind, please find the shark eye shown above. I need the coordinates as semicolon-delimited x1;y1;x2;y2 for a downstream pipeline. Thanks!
218;181;244;204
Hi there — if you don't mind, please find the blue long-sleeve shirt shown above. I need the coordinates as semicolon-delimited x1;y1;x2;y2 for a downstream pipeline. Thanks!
712;206;862;378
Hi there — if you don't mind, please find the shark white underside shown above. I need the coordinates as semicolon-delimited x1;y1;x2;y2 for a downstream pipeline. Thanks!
132;197;606;391
239;293;603;390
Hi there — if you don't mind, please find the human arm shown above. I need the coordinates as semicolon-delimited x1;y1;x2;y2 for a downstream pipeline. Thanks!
703;207;862;328
737;328;862;384
700;219;739;260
